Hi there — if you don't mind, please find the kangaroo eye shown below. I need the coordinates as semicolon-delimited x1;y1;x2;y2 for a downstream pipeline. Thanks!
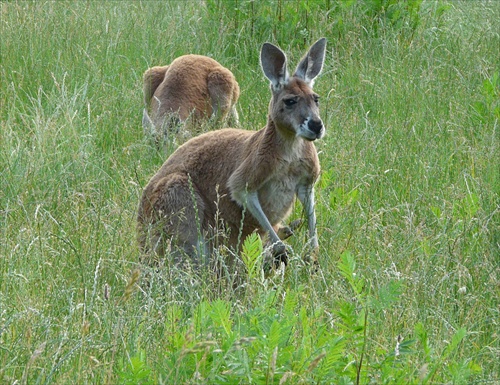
284;98;297;107
313;96;320;105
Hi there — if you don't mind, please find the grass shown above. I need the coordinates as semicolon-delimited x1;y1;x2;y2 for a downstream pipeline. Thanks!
1;0;499;383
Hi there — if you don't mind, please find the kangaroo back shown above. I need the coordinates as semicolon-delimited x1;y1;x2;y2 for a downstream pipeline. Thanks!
142;55;240;142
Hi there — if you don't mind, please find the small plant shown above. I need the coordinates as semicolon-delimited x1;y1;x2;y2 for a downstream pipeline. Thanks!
360;0;423;35
241;232;264;282
118;350;152;385
472;71;500;123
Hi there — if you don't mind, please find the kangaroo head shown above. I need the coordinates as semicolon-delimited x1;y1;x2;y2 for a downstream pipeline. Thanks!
260;38;326;141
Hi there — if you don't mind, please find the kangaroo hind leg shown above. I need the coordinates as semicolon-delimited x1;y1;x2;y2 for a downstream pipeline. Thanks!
143;65;169;106
207;69;238;124
150;173;208;266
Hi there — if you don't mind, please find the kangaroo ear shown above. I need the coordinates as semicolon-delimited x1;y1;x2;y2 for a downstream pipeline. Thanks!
261;43;289;91
293;38;326;87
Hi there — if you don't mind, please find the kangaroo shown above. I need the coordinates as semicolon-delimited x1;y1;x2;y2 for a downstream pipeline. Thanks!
137;38;326;266
142;54;240;141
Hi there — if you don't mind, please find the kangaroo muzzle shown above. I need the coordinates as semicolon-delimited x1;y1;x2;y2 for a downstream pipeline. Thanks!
308;118;324;139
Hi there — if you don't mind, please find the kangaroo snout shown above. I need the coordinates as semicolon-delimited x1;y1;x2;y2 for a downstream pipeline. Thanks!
299;117;324;140
308;118;324;138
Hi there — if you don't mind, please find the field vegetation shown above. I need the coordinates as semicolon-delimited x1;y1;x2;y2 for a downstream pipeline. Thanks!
1;0;498;383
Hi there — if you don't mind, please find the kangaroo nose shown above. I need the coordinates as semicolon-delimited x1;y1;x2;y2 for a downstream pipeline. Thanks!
308;119;324;135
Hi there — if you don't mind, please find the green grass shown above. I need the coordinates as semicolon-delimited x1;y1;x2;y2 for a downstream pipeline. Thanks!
1;0;498;383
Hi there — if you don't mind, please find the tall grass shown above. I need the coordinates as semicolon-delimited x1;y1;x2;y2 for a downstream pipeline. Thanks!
1;0;498;383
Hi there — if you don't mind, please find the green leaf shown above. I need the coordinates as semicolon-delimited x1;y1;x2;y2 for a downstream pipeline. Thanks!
283;288;299;315
338;251;365;297
442;327;467;359
119;350;152;385
268;319;281;350
209;299;233;337
415;322;432;362
317;336;347;378
242;232;263;279
371;279;405;312
338;251;356;281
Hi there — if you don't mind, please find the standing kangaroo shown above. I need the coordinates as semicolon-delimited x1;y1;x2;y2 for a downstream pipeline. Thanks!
142;54;240;141
138;38;326;266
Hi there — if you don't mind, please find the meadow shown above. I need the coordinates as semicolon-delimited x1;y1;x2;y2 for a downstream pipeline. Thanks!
1;0;498;383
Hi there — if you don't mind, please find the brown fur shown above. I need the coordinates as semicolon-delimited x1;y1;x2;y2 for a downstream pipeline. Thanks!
138;39;327;266
143;55;240;139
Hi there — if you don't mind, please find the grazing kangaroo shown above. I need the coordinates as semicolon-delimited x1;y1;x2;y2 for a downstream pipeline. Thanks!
142;54;240;141
138;38;326;267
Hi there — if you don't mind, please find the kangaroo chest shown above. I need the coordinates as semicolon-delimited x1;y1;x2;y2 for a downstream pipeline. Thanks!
258;158;311;224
